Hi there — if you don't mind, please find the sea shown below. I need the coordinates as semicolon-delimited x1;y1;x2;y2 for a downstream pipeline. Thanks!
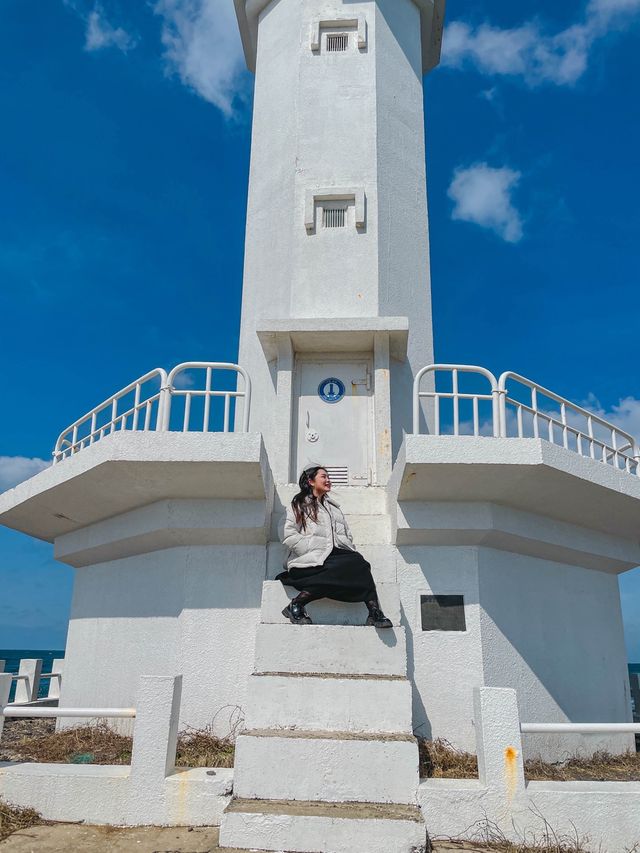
0;648;65;704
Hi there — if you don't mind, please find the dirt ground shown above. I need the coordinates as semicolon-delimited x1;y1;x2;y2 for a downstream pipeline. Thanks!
0;823;493;852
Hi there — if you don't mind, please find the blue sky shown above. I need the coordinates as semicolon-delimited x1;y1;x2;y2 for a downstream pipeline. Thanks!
1;0;639;654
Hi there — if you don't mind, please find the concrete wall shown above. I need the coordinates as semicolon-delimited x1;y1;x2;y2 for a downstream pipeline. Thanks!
477;547;633;758
237;0;434;472
398;544;634;757
62;545;265;736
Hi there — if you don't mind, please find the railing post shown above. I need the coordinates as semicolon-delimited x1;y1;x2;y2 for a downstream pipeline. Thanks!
47;659;64;700
473;687;526;806
158;384;172;432
0;660;4;673
130;675;182;784
0;673;12;740
14;658;43;704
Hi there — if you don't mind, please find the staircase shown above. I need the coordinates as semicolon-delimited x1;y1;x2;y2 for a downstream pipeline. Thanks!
218;488;427;853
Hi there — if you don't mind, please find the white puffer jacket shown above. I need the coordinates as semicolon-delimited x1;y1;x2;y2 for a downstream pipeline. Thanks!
281;496;356;569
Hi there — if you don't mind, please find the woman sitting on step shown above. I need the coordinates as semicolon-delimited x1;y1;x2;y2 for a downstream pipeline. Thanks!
276;464;393;628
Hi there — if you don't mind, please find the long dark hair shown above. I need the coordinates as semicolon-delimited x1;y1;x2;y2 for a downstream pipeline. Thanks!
292;465;327;530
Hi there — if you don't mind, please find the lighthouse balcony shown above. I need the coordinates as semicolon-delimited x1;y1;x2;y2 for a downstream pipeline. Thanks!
392;363;640;570
0;362;272;555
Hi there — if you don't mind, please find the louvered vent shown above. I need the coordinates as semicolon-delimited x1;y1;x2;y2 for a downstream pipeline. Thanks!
323;207;346;228
325;466;349;486
326;33;349;52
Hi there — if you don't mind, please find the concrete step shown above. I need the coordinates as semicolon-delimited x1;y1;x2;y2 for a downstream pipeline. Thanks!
275;485;388;516
244;672;413;734
253;624;407;677
219;798;426;853
266;541;397;583
261;581;402;626
232;730;419;804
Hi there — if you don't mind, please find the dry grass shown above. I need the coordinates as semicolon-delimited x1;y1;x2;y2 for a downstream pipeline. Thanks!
419;738;479;779
0;798;43;842
419;738;640;783
431;814;597;853
0;717;235;768
525;749;640;782
175;725;235;768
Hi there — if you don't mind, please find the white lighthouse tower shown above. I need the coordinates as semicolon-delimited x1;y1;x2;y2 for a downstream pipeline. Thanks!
234;0;443;486
1;0;640;846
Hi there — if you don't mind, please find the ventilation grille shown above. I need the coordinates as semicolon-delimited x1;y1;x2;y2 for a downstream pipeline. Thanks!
326;33;349;52
323;207;346;228
325;466;349;486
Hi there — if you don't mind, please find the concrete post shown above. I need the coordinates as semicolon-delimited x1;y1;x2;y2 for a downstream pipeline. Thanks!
473;687;526;803
47;659;65;700
0;660;5;673
130;675;182;783
0;673;12;740
14;659;43;704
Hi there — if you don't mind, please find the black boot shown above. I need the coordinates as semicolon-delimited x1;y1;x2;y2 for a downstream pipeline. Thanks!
366;601;392;629
282;600;313;625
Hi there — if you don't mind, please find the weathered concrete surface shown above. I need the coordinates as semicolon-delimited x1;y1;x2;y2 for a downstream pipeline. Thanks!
0;823;492;851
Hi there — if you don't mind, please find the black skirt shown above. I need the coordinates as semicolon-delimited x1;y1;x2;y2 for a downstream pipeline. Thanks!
276;547;377;603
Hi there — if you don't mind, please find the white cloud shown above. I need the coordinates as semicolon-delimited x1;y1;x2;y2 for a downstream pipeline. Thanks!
84;4;136;53
0;456;51;492
442;0;640;87
154;0;248;117
583;394;640;444
448;163;524;243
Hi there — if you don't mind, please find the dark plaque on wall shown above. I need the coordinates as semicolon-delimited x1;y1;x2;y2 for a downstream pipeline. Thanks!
420;595;466;632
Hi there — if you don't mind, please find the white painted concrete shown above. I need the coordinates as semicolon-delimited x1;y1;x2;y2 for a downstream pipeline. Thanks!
244;672;413;734
419;688;640;853
254;624;407;676
236;0;438;481
0;676;233;826
14;659;43;704
233;731;419;803
390;434;640;542
60;545;265;737
219;803;427;853
261;580;401;626
0;431;271;541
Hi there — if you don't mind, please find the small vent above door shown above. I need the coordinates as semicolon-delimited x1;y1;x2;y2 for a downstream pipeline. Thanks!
325;466;349;486
323;207;346;228
326;33;349;52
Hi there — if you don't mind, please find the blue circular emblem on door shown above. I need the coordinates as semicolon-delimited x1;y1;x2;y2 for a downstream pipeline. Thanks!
318;377;345;404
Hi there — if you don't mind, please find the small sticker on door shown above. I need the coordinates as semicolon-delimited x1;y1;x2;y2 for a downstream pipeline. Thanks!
318;377;345;404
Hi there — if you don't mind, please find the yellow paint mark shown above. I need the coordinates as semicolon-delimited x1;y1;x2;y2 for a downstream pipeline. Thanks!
169;769;189;824
504;746;519;802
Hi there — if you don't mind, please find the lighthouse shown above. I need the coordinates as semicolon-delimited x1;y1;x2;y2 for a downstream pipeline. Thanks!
234;0;444;486
1;0;640;845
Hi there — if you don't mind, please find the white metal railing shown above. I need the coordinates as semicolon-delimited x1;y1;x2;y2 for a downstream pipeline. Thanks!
413;364;640;477
500;372;638;476
53;362;252;463
521;722;640;734
53;368;168;462
2;706;135;720
413;364;501;437
163;362;251;434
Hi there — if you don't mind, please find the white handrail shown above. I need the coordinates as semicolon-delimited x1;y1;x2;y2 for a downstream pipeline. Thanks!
499;371;639;476
521;722;640;734
52;361;252;464
53;368;168;463
165;362;252;433
411;364;639;478
413;364;500;436
2;706;136;719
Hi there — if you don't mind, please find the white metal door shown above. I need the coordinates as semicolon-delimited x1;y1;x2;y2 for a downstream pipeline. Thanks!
294;359;372;486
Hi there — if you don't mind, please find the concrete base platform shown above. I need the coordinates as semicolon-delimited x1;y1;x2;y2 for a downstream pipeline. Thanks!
219;798;427;853
233;730;419;804
243;672;413;733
